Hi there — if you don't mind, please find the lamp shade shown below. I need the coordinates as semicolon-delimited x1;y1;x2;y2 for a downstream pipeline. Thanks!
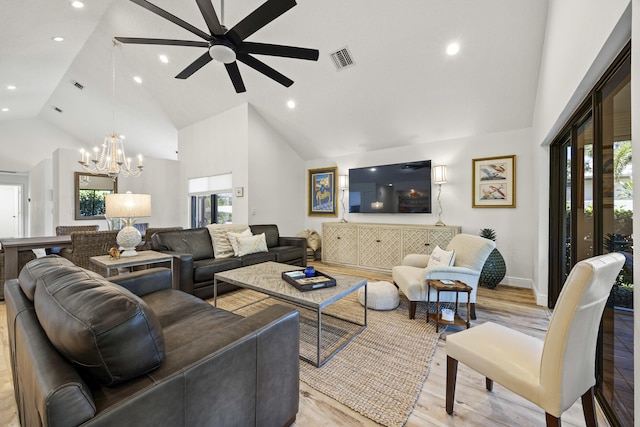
433;165;448;184
339;175;349;190
105;193;151;218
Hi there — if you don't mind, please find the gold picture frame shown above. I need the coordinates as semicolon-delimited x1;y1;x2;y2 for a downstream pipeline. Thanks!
472;155;516;208
308;167;338;216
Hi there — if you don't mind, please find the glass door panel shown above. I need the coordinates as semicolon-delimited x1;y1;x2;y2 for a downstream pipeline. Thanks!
599;56;633;426
576;115;594;262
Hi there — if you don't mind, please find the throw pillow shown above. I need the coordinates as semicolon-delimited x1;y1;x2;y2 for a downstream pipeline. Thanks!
308;229;322;251
428;245;456;268
237;233;268;257
206;224;250;258
228;228;253;256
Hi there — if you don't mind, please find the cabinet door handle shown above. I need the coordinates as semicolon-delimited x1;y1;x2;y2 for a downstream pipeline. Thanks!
376;239;381;243
337;236;341;240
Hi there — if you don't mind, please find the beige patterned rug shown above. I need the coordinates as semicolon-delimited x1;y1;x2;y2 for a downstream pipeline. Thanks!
215;289;441;427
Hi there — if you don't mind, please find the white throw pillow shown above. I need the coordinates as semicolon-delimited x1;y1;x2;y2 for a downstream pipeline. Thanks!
428;245;456;268
228;229;253;256
206;224;249;258
237;233;268;257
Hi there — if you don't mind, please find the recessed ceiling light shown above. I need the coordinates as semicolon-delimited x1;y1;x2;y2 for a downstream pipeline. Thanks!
52;36;65;42
70;1;84;8
6;85;16;90
446;42;460;56
159;54;169;64
286;100;296;109
2;108;10;112
119;134;126;140
133;76;143;84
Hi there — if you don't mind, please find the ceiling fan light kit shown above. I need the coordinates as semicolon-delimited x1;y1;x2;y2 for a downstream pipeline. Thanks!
209;43;236;64
115;0;319;93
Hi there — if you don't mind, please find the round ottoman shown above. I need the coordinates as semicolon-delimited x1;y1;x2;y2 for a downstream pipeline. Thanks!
358;281;400;311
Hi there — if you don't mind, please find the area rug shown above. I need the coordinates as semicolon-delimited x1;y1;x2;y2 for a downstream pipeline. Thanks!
215;289;441;427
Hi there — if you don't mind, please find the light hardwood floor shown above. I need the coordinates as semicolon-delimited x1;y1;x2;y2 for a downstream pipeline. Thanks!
0;262;609;426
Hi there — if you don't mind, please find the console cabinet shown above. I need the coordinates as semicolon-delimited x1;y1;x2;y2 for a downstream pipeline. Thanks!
322;222;461;272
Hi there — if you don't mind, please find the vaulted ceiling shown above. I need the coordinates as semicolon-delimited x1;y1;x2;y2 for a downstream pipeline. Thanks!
0;0;548;173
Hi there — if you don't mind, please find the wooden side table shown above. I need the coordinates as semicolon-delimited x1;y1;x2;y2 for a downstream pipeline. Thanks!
427;279;472;332
90;250;178;289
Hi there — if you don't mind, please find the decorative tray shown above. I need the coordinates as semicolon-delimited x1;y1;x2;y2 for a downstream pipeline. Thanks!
281;269;337;292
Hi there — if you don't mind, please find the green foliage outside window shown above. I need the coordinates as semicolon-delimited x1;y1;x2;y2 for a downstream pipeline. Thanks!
79;189;111;217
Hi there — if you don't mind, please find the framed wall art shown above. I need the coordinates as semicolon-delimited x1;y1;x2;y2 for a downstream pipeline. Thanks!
472;155;516;208
308;166;338;216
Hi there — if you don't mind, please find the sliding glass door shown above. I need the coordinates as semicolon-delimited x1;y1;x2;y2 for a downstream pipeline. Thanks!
549;44;632;426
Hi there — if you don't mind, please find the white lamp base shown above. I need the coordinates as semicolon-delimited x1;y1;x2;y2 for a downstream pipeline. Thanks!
116;223;142;257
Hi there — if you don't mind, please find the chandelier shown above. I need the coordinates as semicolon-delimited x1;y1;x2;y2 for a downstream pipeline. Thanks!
78;40;143;179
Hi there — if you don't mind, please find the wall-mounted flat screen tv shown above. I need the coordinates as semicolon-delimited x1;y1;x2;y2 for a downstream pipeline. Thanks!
348;160;432;213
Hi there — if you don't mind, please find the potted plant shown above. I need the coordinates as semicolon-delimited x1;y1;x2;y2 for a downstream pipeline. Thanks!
479;228;506;289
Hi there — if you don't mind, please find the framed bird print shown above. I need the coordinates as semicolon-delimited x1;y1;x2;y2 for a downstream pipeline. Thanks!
472;155;516;208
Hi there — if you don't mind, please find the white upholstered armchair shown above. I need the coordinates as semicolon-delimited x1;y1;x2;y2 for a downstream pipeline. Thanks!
391;234;496;319
445;252;625;426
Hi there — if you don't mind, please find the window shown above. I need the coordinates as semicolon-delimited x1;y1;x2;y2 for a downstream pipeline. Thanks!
188;174;233;228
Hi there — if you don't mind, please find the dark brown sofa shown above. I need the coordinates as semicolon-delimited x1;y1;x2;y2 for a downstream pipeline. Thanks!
151;224;307;299
5;255;300;427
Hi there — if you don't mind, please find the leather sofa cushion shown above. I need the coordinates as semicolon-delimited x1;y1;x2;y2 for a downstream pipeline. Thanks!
249;224;280;248
154;228;214;261
269;246;304;263
193;257;243;282
34;265;165;386
240;251;277;266
18;255;76;301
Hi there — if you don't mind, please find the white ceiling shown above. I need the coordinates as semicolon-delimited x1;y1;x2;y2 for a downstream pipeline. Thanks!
0;0;548;173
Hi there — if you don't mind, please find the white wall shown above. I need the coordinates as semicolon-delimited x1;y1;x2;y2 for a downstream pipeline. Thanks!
28;159;53;236
305;127;535;290
247;106;305;236
178;103;305;236
178;103;250;226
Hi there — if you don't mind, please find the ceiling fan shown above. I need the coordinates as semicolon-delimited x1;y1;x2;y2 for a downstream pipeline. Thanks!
115;0;319;93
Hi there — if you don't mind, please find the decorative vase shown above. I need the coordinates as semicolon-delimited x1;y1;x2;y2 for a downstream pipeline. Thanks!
480;248;506;289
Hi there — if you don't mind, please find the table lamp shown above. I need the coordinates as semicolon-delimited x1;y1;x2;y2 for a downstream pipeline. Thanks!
105;192;151;257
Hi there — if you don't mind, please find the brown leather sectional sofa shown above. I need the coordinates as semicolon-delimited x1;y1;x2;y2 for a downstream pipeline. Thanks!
5;256;300;426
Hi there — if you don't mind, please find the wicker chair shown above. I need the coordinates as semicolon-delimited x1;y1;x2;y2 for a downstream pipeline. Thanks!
0;249;37;300
59;230;119;275
55;225;100;235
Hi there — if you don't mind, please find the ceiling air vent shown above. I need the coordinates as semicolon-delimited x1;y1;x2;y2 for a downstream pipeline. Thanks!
330;47;355;71
71;80;84;90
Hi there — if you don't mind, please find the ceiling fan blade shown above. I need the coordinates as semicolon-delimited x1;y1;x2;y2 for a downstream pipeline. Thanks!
225;62;246;93
237;53;293;87
175;51;213;79
115;37;209;48
195;0;224;36
130;0;211;40
239;42;318;61
227;0;297;42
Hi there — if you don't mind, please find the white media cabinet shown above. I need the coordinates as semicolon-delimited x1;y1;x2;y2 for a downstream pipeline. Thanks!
322;222;461;273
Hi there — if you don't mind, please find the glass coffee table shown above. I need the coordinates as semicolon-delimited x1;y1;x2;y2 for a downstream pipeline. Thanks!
214;261;367;367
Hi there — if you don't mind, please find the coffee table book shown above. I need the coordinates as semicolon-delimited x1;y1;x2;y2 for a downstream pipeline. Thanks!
282;270;337;291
